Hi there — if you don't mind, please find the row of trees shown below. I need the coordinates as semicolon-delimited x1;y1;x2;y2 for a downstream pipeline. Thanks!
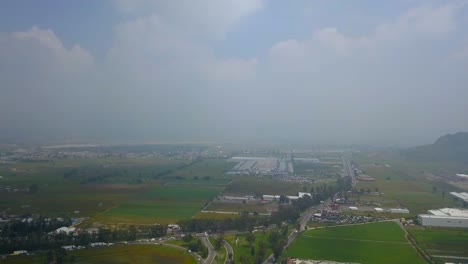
177;215;269;233
0;220;167;254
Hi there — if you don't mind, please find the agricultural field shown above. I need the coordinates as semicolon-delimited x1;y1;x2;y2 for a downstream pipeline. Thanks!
2;244;197;264
204;200;271;214
0;156;234;226
87;185;223;225
163;159;233;180
293;161;341;178
286;221;424;264
353;155;460;215
408;226;468;258
224;178;301;196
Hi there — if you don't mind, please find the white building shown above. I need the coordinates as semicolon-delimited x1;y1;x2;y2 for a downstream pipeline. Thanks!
450;192;468;203
390;208;409;214
418;208;468;228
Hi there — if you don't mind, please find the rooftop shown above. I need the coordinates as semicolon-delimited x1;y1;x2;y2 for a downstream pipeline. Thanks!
427;208;468;218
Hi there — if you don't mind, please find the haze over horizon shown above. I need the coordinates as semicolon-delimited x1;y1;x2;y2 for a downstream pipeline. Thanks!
1;1;468;147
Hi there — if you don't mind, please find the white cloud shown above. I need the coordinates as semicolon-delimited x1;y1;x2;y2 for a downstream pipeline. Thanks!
269;4;461;66
113;0;264;37
106;13;258;85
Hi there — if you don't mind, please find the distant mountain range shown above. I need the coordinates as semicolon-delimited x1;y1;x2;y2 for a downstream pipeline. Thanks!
405;132;468;163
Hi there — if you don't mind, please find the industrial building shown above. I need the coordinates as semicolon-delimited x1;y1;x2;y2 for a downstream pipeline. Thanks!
450;192;468;203
389;208;409;214
418;208;468;228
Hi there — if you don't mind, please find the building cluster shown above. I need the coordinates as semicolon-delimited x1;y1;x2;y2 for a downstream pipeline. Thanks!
0;147;210;163
418;208;468;228
227;157;294;176
263;192;311;201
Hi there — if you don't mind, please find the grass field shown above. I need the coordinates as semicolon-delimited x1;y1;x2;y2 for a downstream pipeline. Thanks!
286;222;424;264
408;226;468;258
210;237;227;264
224;232;273;264
2;244;197;264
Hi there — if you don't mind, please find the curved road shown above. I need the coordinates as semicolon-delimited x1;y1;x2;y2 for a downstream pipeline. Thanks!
223;240;234;264
201;236;216;264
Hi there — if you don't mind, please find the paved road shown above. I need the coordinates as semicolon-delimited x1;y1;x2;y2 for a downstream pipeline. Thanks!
341;154;355;185
223;240;234;264
201;236;216;264
132;241;204;263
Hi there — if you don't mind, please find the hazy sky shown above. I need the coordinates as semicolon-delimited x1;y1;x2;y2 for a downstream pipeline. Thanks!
1;1;467;146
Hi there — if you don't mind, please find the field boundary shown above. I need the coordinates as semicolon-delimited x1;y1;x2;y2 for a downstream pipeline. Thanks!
302;234;410;244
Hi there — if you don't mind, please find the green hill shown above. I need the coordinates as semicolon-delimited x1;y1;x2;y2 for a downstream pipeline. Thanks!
405;132;468;163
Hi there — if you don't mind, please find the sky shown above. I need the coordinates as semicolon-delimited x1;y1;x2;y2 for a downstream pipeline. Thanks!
1;0;468;146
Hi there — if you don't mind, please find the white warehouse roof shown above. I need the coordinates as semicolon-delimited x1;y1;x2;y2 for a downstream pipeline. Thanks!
428;208;468;218
450;192;468;203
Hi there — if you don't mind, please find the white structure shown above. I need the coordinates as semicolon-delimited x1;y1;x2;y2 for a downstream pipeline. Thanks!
390;208;409;214
374;207;384;212
418;208;468;228
456;174;468;179
54;226;76;235
263;195;280;201
450;192;468;203
11;250;28;256
349;206;358;211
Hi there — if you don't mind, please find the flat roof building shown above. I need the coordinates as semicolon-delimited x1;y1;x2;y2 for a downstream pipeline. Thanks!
418;208;468;228
390;208;409;214
450;192;468;203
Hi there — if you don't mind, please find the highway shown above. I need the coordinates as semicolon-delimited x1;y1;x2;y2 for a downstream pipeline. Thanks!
341;154;355;185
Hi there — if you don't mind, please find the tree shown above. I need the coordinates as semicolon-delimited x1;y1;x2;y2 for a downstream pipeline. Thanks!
432;186;437;193
214;236;224;250
29;184;39;194
442;191;446;199
246;233;255;247
278;195;289;204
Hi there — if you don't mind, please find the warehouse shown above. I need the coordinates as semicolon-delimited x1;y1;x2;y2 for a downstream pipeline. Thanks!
418;208;468;228
450;192;468;203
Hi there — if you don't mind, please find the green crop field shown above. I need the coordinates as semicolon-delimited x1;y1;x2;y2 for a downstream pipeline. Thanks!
2;244;197;264
205;201;269;213
408;226;468;258
224;178;301;195
286;222;424;264
87;185;223;225
0;157;228;225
